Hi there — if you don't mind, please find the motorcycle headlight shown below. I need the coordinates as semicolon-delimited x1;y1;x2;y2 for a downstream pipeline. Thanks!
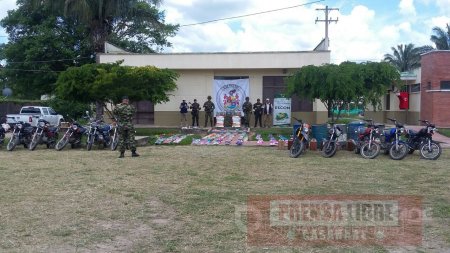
400;128;405;134
72;125;78;130
17;124;22;129
304;128;309;133
39;122;45;127
329;128;334;135
335;129;341;136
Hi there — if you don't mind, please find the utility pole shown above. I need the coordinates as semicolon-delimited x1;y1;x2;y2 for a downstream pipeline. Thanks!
315;6;339;50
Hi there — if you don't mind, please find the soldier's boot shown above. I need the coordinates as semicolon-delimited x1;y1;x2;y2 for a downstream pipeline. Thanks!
119;152;125;158
131;150;140;157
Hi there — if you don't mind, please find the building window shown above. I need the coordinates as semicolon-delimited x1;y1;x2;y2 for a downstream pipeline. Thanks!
410;83;420;92
440;81;450;90
385;93;390;110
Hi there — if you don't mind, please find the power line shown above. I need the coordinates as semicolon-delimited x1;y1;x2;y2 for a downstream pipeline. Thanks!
0;68;64;73
3;56;92;64
180;0;325;27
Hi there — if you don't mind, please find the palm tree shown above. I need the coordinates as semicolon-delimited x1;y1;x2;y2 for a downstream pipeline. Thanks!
32;0;176;53
383;43;434;72
430;24;450;50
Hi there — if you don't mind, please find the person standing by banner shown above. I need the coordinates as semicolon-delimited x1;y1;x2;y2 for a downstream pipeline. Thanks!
179;99;189;127
203;95;215;127
242;97;252;128
190;99;200;127
253;98;263;128
263;98;273;128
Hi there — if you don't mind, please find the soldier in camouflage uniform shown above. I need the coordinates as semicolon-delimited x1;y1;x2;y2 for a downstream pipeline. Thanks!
203;95;215;127
242;97;252;127
113;96;139;158
190;99;200;127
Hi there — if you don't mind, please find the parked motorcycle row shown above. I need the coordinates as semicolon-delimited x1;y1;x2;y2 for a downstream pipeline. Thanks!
290;118;442;160
1;117;120;152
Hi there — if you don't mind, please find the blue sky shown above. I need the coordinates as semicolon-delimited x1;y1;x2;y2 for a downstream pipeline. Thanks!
1;0;449;63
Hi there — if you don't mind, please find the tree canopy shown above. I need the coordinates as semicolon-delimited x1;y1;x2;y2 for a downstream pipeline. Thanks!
55;62;179;106
287;62;400;121
0;0;178;99
430;24;450;50
383;43;433;72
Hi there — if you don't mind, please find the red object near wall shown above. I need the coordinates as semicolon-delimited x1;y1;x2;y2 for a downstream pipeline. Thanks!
397;92;409;109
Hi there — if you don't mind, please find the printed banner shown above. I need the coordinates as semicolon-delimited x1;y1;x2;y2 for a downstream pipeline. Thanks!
213;79;250;115
247;195;423;247
273;97;291;125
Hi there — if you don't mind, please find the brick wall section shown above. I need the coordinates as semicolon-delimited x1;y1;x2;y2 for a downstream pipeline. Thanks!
421;51;450;127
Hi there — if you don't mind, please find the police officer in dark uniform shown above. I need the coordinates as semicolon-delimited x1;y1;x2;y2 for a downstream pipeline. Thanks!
190;99;200;127
253;98;263;128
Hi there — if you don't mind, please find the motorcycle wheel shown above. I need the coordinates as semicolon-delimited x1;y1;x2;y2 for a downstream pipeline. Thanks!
289;137;304;158
29;133;40;151
55;135;70;151
86;135;94;151
6;135;18;151
321;141;337;158
389;143;408;160
360;142;380;159
111;130;119;151
419;142;442;160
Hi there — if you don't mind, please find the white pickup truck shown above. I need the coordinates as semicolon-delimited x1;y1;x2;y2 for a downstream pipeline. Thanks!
6;106;65;127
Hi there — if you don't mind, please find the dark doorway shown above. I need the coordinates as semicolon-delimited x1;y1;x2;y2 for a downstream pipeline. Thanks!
133;101;154;124
262;76;312;111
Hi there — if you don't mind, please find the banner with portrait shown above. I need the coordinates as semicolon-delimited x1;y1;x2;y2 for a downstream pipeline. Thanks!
213;78;250;115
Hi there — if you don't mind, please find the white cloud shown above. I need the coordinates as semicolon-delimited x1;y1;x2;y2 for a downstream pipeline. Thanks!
399;0;417;16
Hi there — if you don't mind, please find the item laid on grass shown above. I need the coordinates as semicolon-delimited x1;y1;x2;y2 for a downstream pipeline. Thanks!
173;134;191;144
192;138;201;145
155;135;167;145
278;134;289;145
256;134;264;145
269;134;278;146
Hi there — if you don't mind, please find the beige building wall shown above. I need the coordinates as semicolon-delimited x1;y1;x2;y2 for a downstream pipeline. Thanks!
99;51;331;126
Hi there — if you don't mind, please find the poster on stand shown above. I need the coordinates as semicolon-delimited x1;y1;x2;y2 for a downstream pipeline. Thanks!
273;97;291;125
213;78;249;116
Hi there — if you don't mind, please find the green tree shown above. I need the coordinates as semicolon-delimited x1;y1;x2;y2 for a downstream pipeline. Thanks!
0;0;178;99
287;62;400;121
31;0;178;53
430;24;450;50
55;62;178;116
383;43;433;72
0;1;93;98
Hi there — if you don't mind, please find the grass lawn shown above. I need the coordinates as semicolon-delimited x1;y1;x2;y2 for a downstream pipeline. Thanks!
0;145;449;252
439;128;450;138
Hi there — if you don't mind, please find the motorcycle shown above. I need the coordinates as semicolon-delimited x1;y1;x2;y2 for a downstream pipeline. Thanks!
29;119;59;150
321;122;343;158
6;122;35;151
0;123;11;144
406;120;442;160
350;119;382;159
289;118;310;158
380;118;408;160
86;118;112;151
55;120;86;150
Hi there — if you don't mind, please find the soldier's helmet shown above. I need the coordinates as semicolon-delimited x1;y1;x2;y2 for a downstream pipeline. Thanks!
207;95;212;100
